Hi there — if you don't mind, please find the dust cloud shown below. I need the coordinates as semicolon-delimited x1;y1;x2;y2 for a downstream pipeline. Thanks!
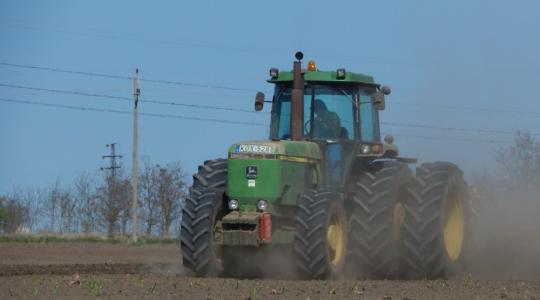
218;180;540;281
220;246;301;279
466;181;540;279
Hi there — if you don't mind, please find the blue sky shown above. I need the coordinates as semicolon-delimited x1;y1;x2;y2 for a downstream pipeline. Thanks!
1;0;540;193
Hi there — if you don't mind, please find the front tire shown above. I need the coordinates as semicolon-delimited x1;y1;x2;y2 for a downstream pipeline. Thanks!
293;190;347;279
180;188;224;277
180;158;227;277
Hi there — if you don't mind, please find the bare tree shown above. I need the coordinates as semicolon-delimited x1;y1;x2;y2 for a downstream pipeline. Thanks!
157;163;187;238
74;172;99;234
0;196;30;234
59;191;78;234
46;180;62;233
118;179;133;236
139;160;187;237
0;196;8;234
6;187;47;233
496;131;540;187
98;170;131;238
140;161;160;236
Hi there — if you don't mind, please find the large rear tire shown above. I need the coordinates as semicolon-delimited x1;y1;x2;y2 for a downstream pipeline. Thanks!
347;160;411;278
293;190;347;279
401;162;468;279
180;158;227;277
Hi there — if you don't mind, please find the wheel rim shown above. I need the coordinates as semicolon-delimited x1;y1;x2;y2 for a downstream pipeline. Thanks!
393;202;405;240
443;189;465;261
327;212;345;267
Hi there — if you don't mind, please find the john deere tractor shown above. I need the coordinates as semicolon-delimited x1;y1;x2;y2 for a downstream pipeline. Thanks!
180;52;469;279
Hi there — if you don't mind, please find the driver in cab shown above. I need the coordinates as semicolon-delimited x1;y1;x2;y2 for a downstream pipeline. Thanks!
313;99;341;139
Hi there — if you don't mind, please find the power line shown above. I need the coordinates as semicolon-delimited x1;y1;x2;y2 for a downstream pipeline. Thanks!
0;97;267;127
0;83;258;113
0;62;131;81
1;82;535;136
142;78;259;92
2;61;538;116
0;82;128;100
0;62;261;93
391;133;510;144
389;100;540;116
381;121;536;136
0;97;519;145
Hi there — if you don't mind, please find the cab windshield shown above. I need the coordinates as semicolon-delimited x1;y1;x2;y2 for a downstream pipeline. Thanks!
269;84;380;141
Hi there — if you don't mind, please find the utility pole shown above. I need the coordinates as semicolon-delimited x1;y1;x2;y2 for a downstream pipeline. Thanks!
131;69;140;243
101;143;122;178
101;143;122;237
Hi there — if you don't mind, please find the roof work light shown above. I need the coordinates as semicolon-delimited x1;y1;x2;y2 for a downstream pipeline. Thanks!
336;68;346;79
269;68;279;78
307;60;317;71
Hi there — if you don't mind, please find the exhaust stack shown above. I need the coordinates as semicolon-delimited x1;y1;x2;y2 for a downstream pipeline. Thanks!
290;51;304;140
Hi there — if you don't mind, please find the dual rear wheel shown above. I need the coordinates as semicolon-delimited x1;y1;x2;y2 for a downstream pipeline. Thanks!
400;162;469;279
347;161;468;279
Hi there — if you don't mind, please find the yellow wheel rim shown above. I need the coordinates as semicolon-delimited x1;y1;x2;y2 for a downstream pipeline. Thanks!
393;202;405;240
327;212;345;267
443;190;465;261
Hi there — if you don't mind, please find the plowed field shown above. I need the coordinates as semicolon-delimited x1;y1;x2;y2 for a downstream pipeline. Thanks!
0;243;539;299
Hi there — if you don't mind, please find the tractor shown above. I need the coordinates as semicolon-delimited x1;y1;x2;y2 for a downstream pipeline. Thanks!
180;52;469;279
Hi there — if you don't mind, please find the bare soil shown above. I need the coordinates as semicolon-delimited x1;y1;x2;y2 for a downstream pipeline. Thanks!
0;243;539;299
0;243;183;276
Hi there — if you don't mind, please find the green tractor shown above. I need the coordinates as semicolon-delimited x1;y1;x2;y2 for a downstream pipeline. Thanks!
180;52;469;279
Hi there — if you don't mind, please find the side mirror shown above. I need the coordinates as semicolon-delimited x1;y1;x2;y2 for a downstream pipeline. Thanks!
254;92;265;111
371;85;391;111
372;93;385;110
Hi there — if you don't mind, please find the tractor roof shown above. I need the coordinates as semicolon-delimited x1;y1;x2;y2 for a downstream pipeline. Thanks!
267;70;375;85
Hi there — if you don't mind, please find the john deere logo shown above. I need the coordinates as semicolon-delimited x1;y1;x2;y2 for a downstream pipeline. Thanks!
246;166;258;179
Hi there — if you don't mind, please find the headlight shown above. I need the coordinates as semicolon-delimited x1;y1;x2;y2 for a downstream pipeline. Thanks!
257;199;268;212
360;144;371;154
228;199;239;210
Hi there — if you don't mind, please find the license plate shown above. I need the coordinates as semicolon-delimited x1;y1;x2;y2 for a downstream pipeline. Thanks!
236;144;273;154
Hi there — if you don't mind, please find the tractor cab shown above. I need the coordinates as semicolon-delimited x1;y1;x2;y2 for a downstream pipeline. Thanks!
261;55;389;143
259;54;393;187
269;79;381;142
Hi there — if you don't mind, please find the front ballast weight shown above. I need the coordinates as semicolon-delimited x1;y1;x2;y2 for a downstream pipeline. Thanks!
219;211;272;246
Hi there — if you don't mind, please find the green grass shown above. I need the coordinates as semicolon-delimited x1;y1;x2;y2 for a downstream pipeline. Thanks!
86;279;102;296
0;234;179;245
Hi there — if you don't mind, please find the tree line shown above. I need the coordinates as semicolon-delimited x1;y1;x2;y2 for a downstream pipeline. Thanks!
0;158;187;238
